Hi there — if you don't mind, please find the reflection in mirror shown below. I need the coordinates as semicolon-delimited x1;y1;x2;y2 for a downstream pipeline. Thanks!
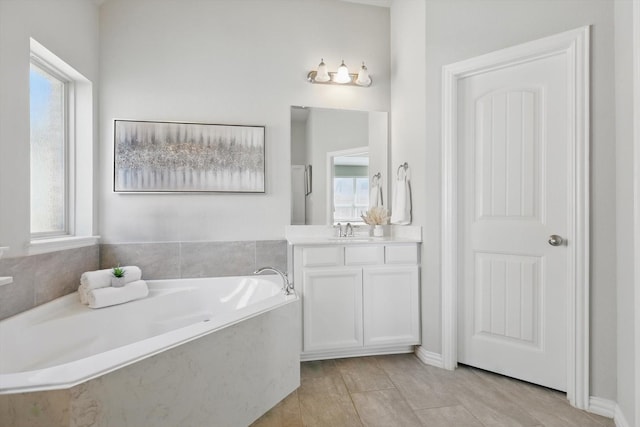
291;106;388;225
330;148;369;224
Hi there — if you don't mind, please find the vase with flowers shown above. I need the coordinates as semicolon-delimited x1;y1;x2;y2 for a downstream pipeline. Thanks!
361;206;390;237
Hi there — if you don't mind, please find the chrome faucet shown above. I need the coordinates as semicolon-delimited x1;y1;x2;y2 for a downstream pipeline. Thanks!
334;222;354;237
253;267;294;295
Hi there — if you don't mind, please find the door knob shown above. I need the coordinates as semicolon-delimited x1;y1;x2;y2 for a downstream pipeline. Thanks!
548;235;564;246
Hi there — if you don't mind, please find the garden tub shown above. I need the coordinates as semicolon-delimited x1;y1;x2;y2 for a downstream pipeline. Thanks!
0;275;300;427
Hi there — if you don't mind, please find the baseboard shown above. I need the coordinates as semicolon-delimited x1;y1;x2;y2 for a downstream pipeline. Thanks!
301;345;414;362
589;397;616;418
614;404;631;427
414;346;445;369
588;397;631;427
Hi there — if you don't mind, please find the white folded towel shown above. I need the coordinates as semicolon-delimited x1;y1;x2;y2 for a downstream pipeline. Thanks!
87;280;149;309
390;176;412;225
79;266;143;304
80;266;142;290
78;283;90;305
369;184;383;208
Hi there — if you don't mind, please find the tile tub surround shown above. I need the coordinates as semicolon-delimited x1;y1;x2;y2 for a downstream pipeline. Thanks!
0;246;99;321
252;354;616;427
100;240;287;279
1;297;301;427
0;239;284;321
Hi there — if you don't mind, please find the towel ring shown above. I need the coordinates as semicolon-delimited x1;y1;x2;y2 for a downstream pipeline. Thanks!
397;162;409;178
371;172;381;185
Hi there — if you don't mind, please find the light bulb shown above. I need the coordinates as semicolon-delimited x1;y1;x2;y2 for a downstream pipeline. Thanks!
315;58;330;83
334;60;351;84
356;62;371;86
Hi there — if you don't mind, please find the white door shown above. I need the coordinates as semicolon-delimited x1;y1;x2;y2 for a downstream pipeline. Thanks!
457;50;569;391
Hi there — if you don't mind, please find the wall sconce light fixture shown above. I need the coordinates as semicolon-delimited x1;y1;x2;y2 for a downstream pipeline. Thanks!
307;58;372;87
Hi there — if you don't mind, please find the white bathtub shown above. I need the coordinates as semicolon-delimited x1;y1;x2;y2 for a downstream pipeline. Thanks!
0;276;301;427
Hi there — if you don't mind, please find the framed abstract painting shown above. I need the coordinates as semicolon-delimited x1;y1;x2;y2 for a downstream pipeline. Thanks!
114;120;265;193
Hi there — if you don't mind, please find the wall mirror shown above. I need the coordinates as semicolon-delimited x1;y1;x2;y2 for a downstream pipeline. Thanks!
290;106;388;225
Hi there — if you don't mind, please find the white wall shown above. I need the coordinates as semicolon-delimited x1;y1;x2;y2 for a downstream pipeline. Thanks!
615;0;637;424
391;0;618;400
99;0;390;243
0;0;100;257
389;0;431;346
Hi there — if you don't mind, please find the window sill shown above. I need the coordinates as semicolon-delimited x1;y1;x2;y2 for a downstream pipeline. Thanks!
28;236;100;256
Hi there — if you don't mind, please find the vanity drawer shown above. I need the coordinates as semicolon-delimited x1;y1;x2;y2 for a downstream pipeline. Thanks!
385;244;418;264
302;246;344;267
345;245;384;265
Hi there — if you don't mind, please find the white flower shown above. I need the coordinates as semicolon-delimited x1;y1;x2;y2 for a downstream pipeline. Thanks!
361;207;390;225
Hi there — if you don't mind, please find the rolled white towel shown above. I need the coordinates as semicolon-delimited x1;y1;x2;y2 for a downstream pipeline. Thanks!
80;266;143;290
87;280;149;309
78;283;90;305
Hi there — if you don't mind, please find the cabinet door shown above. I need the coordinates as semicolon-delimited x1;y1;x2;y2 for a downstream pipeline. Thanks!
303;268;363;352
363;265;420;346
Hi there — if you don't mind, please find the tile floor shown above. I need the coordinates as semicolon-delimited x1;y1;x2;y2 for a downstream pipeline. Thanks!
251;354;615;427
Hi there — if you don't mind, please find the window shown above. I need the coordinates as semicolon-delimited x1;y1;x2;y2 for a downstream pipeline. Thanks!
333;176;369;223
30;58;71;237
27;38;97;254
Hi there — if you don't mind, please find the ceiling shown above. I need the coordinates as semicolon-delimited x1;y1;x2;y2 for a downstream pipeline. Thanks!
94;0;391;7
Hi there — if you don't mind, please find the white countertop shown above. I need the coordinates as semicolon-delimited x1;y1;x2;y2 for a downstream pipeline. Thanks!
285;225;422;245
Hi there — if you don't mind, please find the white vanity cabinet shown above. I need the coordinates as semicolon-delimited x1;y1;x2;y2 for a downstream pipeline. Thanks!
302;267;363;352
293;242;420;361
362;265;419;347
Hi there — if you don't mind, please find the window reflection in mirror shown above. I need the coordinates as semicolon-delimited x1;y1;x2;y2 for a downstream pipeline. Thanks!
331;151;368;224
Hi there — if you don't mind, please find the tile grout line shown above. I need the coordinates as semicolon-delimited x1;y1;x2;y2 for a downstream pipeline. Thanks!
460;369;528;427
463;367;519;427
347;356;424;426
287;389;303;427
377;357;489;427
464;366;562;427
337;361;368;427
178;242;182;278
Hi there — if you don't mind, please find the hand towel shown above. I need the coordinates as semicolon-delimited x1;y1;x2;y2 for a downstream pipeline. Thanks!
80;266;143;290
390;177;412;225
87;280;149;309
369;184;383;208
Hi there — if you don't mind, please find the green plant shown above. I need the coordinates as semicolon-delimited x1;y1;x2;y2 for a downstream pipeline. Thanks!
112;266;126;278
